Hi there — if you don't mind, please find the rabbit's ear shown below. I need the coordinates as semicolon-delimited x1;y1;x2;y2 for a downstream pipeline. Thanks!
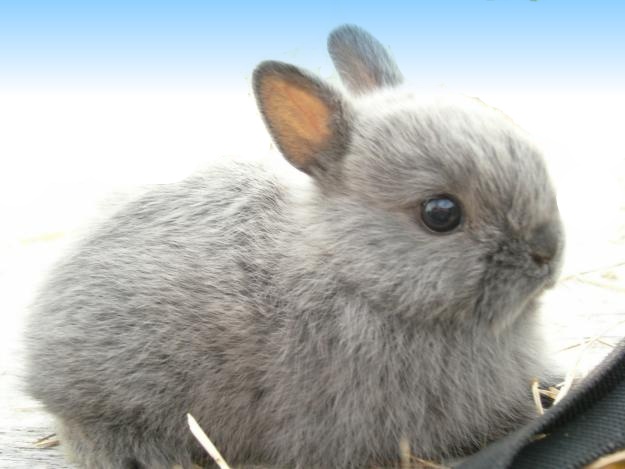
253;61;351;176
328;24;403;95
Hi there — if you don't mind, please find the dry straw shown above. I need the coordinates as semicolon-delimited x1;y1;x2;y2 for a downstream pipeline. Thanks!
584;449;625;469
187;413;232;469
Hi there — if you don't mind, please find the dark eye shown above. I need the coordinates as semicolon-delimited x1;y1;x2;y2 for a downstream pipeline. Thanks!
421;196;462;233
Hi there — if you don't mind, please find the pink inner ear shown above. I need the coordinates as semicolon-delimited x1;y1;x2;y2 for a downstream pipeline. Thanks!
260;75;334;170
339;54;379;92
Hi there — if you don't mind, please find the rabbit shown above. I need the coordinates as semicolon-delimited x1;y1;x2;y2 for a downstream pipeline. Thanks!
24;24;564;469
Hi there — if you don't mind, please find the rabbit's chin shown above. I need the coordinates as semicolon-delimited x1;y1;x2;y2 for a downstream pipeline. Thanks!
473;282;548;336
488;297;541;336
467;253;559;334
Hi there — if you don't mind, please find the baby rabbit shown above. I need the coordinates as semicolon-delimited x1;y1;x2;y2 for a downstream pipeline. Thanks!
25;25;564;469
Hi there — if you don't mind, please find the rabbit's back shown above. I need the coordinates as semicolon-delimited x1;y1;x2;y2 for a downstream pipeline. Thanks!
25;162;288;466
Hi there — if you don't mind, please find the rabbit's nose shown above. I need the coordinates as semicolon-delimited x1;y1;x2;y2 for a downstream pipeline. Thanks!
529;223;560;266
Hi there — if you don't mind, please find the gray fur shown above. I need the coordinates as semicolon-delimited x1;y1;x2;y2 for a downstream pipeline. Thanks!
24;25;564;469
328;24;404;94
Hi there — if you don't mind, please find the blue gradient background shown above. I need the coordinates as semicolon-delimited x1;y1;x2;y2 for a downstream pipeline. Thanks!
1;0;624;91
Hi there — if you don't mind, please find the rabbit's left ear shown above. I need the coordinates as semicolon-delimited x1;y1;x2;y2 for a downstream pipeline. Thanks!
253;61;351;176
328;24;403;95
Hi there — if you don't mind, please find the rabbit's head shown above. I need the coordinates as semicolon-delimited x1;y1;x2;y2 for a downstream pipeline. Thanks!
253;25;563;332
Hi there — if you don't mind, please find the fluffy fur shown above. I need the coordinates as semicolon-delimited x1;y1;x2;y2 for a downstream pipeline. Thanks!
25;25;564;469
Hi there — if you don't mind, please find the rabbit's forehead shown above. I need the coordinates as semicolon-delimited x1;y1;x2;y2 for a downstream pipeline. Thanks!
352;90;494;117
346;98;558;228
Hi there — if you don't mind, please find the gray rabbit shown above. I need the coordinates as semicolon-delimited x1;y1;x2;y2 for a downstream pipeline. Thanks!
25;25;564;469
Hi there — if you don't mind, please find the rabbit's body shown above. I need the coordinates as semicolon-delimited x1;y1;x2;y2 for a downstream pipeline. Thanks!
25;26;563;469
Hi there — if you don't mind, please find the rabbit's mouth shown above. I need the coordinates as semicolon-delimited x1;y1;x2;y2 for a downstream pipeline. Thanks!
472;259;556;333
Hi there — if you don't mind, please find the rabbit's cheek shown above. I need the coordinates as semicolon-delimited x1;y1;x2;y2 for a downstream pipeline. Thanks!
472;245;552;329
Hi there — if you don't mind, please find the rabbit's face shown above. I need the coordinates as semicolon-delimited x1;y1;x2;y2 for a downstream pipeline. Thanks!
328;92;563;329
253;27;564;331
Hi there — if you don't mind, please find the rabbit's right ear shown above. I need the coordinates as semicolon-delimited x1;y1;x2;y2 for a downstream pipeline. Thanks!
328;24;403;95
253;61;351;177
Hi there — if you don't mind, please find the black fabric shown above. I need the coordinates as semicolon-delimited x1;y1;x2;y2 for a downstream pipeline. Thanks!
456;338;625;469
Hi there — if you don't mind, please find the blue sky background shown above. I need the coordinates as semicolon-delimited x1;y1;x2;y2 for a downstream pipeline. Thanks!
1;0;624;91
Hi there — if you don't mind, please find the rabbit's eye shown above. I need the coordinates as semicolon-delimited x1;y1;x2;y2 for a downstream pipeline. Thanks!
421;196;462;233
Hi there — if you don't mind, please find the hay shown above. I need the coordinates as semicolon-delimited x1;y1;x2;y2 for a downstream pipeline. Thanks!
555;319;625;405
560;261;625;282
531;379;545;415
585;449;625;469
399;437;411;469
33;433;60;449
395;438;449;469
187;413;232;469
